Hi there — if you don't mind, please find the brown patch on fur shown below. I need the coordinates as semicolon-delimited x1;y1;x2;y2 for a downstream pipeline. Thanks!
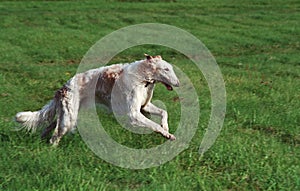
144;54;162;62
95;65;124;105
55;85;70;100
153;55;162;59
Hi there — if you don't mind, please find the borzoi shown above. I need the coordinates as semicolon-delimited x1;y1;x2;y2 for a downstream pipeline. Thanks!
15;54;180;145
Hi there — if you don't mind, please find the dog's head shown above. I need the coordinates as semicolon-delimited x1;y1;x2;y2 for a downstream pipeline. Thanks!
142;54;180;91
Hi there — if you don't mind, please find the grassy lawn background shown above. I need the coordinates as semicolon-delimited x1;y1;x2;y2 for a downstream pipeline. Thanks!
0;0;299;190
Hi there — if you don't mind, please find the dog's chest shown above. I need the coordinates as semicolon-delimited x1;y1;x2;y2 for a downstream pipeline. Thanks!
139;84;154;107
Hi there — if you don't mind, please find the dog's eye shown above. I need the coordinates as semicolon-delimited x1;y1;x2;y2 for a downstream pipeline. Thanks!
164;68;169;71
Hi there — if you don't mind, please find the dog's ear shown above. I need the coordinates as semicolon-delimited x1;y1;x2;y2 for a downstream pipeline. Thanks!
143;54;156;71
153;55;162;60
144;53;153;61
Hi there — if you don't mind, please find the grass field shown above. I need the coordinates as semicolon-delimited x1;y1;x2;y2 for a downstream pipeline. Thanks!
0;0;299;190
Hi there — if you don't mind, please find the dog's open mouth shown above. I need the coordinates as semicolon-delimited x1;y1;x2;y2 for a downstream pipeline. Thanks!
161;82;173;91
148;80;173;91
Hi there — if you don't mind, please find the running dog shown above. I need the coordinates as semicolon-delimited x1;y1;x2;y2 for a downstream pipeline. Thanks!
15;54;180;145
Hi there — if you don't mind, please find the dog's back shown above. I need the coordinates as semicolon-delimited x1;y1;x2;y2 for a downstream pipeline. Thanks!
95;64;125;107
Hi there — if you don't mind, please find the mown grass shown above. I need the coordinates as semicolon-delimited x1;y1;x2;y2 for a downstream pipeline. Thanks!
0;0;299;190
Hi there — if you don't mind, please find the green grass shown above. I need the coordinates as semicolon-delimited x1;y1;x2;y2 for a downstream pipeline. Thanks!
0;0;299;190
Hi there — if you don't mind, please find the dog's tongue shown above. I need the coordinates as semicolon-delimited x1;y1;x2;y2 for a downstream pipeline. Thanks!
164;83;173;91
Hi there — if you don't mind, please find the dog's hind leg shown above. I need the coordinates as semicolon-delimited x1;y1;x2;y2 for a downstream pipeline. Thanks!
49;86;79;146
41;121;56;139
50;104;78;145
142;102;169;132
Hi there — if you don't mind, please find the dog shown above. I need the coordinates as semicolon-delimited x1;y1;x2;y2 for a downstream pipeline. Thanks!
15;54;180;145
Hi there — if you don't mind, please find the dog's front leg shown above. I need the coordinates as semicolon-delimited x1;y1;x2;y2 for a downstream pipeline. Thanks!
130;111;175;140
142;102;169;132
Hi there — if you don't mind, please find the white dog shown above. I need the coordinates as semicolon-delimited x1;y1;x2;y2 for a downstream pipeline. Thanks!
15;54;180;145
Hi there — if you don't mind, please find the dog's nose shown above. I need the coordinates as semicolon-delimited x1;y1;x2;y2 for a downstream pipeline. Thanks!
175;80;180;87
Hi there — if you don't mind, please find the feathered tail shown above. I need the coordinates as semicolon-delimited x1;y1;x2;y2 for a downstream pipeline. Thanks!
15;100;57;132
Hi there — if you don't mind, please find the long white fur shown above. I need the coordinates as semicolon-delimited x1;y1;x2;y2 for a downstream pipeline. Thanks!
15;100;56;132
15;55;180;145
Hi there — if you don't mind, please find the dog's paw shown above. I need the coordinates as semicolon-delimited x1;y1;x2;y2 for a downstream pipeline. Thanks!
167;133;176;141
161;131;176;141
49;136;60;146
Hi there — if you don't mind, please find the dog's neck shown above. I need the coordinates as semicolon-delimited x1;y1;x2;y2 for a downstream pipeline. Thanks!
145;81;150;87
145;80;156;88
